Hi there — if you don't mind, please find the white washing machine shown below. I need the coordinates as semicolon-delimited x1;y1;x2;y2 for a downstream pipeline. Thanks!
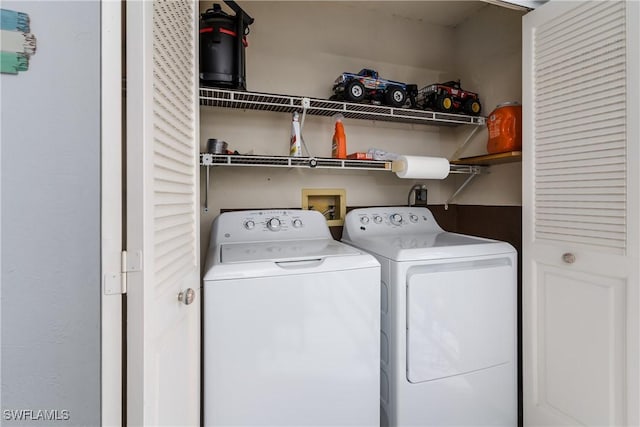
203;209;380;426
342;207;517;427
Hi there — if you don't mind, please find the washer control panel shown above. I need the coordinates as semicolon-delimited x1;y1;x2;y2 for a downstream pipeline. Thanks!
343;207;444;238
356;211;430;228
213;209;332;243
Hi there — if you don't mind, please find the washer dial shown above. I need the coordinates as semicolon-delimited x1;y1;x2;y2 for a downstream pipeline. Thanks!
390;213;403;225
267;217;282;231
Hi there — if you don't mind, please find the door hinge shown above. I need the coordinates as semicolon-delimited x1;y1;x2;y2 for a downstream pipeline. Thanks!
103;250;142;295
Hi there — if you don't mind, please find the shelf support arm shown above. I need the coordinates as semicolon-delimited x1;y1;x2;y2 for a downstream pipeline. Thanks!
299;97;313;157
449;126;482;161
445;173;477;210
204;165;210;213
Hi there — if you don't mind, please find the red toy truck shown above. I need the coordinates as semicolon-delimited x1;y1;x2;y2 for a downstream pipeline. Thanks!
417;80;482;116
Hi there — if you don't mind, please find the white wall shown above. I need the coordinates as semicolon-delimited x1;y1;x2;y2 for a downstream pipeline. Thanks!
199;1;524;254
1;1;101;425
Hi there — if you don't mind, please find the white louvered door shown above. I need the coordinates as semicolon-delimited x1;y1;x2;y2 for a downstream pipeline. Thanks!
523;1;639;426
126;1;200;425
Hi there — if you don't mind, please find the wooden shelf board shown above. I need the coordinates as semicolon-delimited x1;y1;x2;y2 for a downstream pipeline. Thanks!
452;151;522;166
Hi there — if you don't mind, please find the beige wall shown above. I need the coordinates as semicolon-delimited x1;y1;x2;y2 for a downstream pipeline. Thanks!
444;3;525;206
199;1;524;253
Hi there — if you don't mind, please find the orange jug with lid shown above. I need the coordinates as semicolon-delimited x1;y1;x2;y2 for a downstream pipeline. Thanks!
486;102;522;154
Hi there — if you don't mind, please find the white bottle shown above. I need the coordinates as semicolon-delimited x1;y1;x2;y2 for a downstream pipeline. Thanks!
290;111;302;157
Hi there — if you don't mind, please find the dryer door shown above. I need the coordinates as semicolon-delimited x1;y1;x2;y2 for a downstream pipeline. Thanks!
406;256;515;383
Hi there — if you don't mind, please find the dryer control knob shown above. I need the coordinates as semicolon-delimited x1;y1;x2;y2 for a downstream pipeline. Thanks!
373;216;383;224
292;218;303;228
267;217;281;231
410;214;419;223
244;220;255;230
360;216;370;224
390;213;403;225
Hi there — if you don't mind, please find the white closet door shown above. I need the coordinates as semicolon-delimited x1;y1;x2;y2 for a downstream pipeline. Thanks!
101;1;123;425
126;1;200;425
523;1;639;426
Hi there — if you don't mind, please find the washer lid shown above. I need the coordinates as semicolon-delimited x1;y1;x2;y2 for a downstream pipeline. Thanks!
345;232;514;261
220;238;361;264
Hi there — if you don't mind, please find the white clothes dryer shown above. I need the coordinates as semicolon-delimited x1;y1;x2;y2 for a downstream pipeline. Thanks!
203;209;380;426
342;207;517;427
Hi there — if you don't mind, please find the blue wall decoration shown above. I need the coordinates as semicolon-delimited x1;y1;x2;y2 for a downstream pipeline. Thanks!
1;8;36;74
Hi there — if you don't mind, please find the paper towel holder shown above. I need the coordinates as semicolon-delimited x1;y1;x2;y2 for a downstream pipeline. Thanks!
391;160;406;173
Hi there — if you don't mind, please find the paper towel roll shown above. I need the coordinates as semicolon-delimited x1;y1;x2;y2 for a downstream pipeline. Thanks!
392;155;450;179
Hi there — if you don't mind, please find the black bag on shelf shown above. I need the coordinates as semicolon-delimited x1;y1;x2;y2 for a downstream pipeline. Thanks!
199;1;254;90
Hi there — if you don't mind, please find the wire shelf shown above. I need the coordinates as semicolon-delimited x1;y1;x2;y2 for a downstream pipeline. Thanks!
200;87;486;127
200;154;392;171
199;154;488;212
200;154;487;174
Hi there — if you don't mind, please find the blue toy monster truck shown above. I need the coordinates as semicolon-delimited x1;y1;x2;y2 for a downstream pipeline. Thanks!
331;68;418;108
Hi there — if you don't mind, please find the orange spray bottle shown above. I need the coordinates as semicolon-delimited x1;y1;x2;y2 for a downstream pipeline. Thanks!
332;114;347;159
